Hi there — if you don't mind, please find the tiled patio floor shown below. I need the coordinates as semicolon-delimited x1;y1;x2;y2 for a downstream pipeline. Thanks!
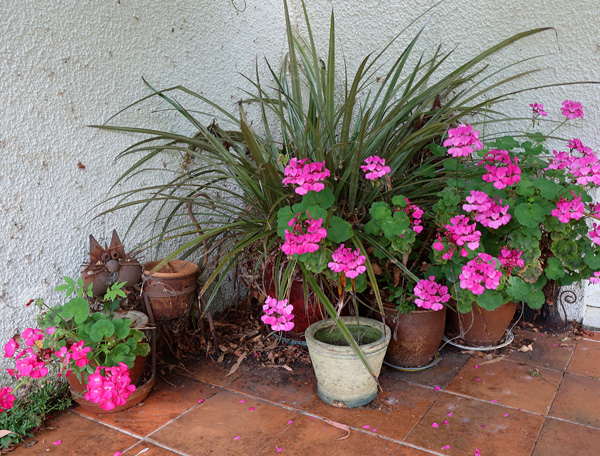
9;328;600;456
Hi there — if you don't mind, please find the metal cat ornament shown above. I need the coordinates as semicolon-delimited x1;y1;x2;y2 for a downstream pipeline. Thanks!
81;230;142;297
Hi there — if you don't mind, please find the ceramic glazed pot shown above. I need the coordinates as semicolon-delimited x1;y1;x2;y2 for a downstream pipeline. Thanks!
142;260;199;321
447;301;518;346
383;305;446;368
305;317;391;408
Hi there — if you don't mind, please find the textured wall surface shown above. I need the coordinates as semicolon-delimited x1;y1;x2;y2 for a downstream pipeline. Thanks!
1;0;599;359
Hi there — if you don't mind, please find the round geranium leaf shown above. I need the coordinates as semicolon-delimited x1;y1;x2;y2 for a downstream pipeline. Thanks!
89;319;115;342
326;216;352;243
61;297;90;325
545;257;566;280
514;203;546;228
477;290;503;311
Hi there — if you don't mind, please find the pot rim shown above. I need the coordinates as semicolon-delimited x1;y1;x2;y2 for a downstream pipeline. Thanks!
143;260;199;279
305;316;391;355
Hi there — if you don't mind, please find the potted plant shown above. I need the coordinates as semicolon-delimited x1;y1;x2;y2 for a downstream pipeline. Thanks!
2;277;151;414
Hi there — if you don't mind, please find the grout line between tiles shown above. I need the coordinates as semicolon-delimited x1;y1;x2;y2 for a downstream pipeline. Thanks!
544;414;600;431
440;389;545;416
69;409;144;439
400;388;443;444
144;437;195;456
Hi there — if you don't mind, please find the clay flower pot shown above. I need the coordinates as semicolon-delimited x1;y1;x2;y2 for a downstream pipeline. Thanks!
447;301;518;346
382;305;446;368
142;260;200;321
305;317;391;408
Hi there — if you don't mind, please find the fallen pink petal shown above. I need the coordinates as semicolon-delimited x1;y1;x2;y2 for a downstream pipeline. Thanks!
490;400;498;403
447;411;453;417
52;441;62;446
431;422;439;428
362;425;370;429
276;447;283;453
442;445;451;449
443;420;449;425
114;453;123;456
480;425;486;428
371;428;378;433
476;378;482;381
198;399;205;403
239;399;246;403
248;407;255;411
553;343;558;347
233;436;241;440
287;420;294;425
503;413;509;417
474;365;479;368
434;386;441;391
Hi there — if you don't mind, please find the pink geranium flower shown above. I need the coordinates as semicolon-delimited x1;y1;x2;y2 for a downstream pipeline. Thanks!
261;296;295;332
361;156;391;180
479;150;521;189
328;244;367;279
398;198;424;233
413;277;450;311
561;100;583;119
530;102;547;117
443;124;483;158
498;248;525;275
0;387;15;413
462;191;511;229
459;253;502;295
282;158;330;195
4;338;19;358
551;191;585;223
282;212;327;256
444;215;481;256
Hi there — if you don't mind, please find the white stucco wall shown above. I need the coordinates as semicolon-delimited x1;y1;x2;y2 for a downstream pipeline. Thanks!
1;0;600;362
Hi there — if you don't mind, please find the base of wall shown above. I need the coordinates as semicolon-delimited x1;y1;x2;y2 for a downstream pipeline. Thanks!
583;306;600;331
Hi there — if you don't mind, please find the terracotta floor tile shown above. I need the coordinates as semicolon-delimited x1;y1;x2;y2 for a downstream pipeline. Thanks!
405;393;544;456
446;358;562;414
393;444;440;455
10;410;139;455
174;354;256;387
307;375;440;442
532;417;600;456
226;362;319;410
381;346;471;389
123;442;183;455
74;374;220;437
257;414;400;455
148;390;299;455
567;339;600;378
508;329;576;371
549;373;600;427
582;329;600;342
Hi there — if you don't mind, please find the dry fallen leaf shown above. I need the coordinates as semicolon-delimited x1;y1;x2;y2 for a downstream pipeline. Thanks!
227;351;247;376
323;419;351;440
481;355;508;365
518;344;534;352
0;430;13;438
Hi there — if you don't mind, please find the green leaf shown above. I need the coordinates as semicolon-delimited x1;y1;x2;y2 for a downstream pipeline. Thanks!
507;276;534;301
277;206;294;238
89;319;115;342
585;252;600;269
516;178;535;197
545;257;566;280
112;318;131;340
305;205;327;221
477;290;503;311
326;216;352;243
391;195;408;207
370;201;391;220
443;159;463;172
303;187;335;209
514;203;545;228
61;297;90;325
429;143;447;157
532;178;561;200
493;136;520;150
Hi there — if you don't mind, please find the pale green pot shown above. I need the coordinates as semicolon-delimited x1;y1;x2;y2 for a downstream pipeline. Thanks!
305;316;391;408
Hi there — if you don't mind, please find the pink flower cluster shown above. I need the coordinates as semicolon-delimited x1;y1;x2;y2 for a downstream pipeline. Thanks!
443;124;483;158
261;296;295;332
590;272;600;284
0;387;15;413
54;341;92;377
551;192;585;223
282;212;327;255
530;102;547;118
84;363;136;411
459;253;502;295
546;150;573;171
400;198;424;233
413;276;450;311
328;244;367;279
4;330;58;380
282;158;330;195
561;100;584;120
444;215;481;256
479;149;521;189
462;191;511;229
590;223;600;245
361;155;391;180
546;140;600;185
498;248;525;275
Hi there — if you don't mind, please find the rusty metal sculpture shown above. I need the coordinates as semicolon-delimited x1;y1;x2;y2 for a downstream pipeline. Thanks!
81;230;142;297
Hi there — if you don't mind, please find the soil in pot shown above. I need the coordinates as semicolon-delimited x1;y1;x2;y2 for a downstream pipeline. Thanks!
383;305;446;368
314;325;382;346
447;301;518;346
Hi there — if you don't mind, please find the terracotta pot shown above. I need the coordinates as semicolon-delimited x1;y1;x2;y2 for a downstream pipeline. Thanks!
142;260;199;321
447;301;518;346
264;267;324;342
66;353;151;414
305;317;391;408
383;305;446;368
